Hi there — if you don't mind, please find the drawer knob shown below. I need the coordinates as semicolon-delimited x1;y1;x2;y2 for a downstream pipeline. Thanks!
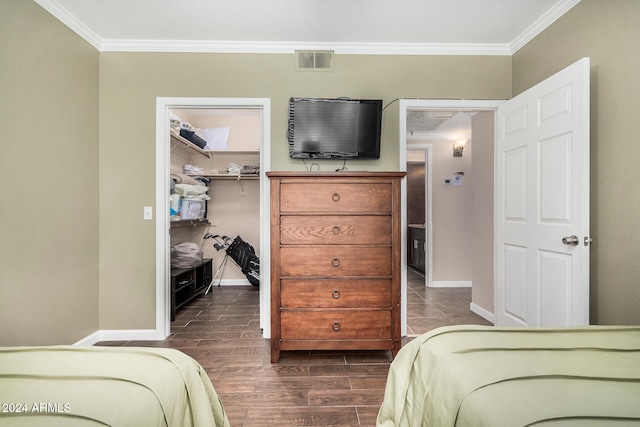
332;226;340;235
332;193;341;202
332;321;341;331
332;289;341;299
332;257;341;267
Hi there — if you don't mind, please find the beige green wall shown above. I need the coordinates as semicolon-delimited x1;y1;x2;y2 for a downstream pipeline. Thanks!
0;1;100;344
512;0;640;324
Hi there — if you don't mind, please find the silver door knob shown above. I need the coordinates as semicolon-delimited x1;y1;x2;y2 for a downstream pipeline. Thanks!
562;235;579;246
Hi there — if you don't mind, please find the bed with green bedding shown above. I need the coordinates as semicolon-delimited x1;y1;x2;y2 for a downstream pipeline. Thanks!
0;346;230;426
377;325;640;427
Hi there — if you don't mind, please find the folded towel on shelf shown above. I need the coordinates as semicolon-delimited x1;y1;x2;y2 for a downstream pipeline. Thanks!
184;164;204;175
227;163;242;174
174;183;210;200
240;166;260;175
170;173;199;185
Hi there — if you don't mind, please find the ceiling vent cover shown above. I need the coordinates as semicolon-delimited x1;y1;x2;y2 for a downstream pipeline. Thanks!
406;111;455;132
296;50;334;71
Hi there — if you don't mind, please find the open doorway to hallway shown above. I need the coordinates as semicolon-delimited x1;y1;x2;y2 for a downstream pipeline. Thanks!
406;110;473;289
400;100;499;330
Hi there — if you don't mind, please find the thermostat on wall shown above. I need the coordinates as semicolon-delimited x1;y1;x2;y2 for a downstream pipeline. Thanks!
452;171;464;187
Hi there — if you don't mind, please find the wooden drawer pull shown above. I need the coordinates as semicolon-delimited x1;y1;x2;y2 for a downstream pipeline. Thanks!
332;193;341;202
332;257;341;267
332;226;340;235
332;289;341;299
332;321;341;331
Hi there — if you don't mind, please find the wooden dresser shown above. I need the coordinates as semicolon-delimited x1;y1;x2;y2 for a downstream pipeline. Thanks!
267;171;405;362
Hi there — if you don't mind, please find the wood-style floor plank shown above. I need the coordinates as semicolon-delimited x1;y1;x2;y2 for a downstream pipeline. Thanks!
243;407;360;427
95;268;490;426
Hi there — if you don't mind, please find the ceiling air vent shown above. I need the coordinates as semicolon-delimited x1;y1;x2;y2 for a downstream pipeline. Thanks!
406;111;455;132
296;50;334;72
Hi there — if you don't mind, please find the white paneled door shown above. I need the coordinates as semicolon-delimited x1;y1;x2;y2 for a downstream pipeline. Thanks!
495;58;591;327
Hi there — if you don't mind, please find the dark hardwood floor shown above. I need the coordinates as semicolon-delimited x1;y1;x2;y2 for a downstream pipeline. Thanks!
96;268;490;426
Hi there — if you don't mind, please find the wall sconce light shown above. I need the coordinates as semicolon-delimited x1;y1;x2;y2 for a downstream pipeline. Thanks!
453;139;467;157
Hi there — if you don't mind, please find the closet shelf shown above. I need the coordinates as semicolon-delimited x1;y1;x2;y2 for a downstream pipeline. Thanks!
170;218;211;228
170;129;259;158
170;129;208;157
188;173;260;181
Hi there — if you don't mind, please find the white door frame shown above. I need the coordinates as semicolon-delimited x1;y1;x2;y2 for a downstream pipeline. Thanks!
399;99;503;335
154;97;271;339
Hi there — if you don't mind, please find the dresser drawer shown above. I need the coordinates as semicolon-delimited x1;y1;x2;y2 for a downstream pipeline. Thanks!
281;279;391;308
280;246;391;276
280;183;391;213
280;215;391;245
281;311;391;340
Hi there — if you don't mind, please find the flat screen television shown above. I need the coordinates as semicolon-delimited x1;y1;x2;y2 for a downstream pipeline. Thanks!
287;97;382;159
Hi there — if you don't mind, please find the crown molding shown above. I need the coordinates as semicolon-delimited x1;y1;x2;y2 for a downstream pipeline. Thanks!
98;39;513;55
335;43;511;56
510;0;582;53
35;0;581;56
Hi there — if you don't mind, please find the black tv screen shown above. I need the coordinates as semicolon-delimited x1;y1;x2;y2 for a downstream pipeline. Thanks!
287;97;382;159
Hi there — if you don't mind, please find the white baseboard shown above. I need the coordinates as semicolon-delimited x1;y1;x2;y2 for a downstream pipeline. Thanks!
429;280;472;288
470;303;495;324
210;278;255;287
74;279;256;346
74;329;161;346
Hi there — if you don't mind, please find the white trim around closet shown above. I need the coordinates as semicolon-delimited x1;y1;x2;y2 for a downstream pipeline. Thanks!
155;97;271;340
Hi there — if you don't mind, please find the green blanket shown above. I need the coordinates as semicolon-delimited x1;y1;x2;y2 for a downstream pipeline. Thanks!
377;325;640;426
0;346;230;427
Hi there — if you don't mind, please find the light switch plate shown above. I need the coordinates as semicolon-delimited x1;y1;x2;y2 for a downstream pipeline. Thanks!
144;206;153;220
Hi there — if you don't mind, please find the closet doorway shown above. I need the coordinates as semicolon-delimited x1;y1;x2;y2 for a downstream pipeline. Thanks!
155;98;271;340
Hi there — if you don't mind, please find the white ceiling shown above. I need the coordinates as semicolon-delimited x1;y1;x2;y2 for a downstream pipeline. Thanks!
35;0;580;55
33;0;580;137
